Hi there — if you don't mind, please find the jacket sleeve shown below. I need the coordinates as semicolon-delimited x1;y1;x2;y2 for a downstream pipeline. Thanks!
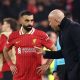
43;50;64;59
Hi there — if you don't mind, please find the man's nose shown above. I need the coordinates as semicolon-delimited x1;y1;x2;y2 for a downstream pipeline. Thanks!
28;21;32;24
49;23;51;26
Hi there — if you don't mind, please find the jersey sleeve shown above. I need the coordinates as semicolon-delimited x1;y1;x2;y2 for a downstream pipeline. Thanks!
41;32;53;49
0;34;7;53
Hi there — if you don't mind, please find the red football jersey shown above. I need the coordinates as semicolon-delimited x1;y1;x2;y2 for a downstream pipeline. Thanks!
0;72;3;78
0;34;7;52
6;28;53;80
0;34;10;72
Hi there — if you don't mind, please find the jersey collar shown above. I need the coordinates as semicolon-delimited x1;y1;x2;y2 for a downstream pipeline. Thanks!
19;27;35;35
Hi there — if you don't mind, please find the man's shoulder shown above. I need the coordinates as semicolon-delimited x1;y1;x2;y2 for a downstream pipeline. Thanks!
69;21;80;35
11;31;19;35
9;31;19;40
10;31;19;36
35;29;47;36
70;20;80;27
0;33;7;40
69;21;80;31
1;32;12;38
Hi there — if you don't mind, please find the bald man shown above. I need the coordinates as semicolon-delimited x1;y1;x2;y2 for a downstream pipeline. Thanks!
35;9;80;80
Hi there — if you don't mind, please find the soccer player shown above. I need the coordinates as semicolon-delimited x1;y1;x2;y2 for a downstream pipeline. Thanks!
3;11;57;80
0;18;18;80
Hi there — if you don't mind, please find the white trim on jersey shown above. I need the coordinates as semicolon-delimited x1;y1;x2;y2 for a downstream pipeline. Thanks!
19;27;35;35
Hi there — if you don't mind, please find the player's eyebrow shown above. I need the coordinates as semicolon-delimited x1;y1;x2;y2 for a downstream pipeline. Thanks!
25;19;34;22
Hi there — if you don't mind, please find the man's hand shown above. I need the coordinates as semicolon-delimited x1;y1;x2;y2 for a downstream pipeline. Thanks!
10;64;17;75
34;46;45;54
53;72;59;80
36;64;49;75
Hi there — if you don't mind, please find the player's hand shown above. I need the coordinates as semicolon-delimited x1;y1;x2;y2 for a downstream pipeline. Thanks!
34;46;45;54
36;64;49;75
53;72;59;80
10;64;17;75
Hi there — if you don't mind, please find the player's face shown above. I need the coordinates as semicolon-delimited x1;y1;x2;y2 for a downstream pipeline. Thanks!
48;16;60;31
2;21;10;32
21;15;34;31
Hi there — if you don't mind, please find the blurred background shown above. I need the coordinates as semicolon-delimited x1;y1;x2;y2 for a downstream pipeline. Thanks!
0;0;80;33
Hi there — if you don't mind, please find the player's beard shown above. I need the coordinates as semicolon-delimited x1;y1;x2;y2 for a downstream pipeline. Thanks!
23;25;33;32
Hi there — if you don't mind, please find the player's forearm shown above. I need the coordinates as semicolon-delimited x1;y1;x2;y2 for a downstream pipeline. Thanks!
3;46;13;66
50;44;57;51
45;59;53;66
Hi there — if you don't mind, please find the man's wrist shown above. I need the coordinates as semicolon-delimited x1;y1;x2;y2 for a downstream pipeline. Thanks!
8;61;13;66
45;61;51;67
43;51;46;55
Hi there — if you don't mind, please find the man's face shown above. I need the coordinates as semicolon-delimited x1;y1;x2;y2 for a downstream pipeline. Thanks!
48;16;60;31
2;21;10;32
20;15;34;31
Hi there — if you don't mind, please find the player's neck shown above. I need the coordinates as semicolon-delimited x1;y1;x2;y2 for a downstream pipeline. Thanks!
5;29;12;33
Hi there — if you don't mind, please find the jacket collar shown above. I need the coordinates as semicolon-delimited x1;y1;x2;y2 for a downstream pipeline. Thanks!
59;17;71;31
